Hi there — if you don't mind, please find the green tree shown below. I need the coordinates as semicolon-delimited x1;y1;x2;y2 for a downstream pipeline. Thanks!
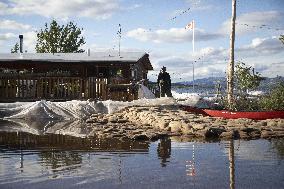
280;35;284;45
11;42;19;53
220;62;263;111
36;20;86;53
235;62;263;94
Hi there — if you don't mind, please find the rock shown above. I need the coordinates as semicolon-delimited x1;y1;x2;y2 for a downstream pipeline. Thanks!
195;130;207;138
97;118;108;124
168;121;182;133
248;130;261;139
192;123;207;130
156;121;169;130
86;118;97;123
240;127;258;133
262;130;284;138
220;131;236;139
268;127;284;132
132;129;144;135
235;118;253;124
112;134;124;138
253;121;267;127
274;131;284;137
267;120;278;127
116;119;128;123
238;131;250;139
277;120;284;127
261;130;276;138
181;124;193;135
103;128;119;133
205;127;225;138
109;116;119;123
132;134;149;140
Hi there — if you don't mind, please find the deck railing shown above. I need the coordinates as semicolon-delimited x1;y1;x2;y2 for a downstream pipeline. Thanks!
0;76;138;102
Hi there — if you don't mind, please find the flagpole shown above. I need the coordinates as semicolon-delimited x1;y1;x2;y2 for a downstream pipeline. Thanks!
192;20;195;52
192;20;195;92
118;24;122;57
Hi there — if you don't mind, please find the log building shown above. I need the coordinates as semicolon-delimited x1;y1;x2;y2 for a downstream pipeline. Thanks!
0;52;153;102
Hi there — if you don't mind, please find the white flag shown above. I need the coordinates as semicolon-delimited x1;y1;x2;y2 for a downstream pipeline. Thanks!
185;20;194;30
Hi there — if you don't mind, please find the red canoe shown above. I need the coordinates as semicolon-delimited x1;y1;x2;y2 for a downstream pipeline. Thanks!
181;106;284;120
202;109;284;120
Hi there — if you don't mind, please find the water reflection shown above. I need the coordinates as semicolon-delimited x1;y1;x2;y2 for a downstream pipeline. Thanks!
185;144;195;177
0;119;88;136
157;138;171;167
229;140;235;189
0;131;150;180
0;131;283;189
39;150;83;178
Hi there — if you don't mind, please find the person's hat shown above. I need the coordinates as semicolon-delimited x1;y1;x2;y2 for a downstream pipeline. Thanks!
162;66;166;70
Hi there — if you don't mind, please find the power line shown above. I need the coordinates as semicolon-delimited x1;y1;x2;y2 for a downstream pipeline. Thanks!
236;22;283;31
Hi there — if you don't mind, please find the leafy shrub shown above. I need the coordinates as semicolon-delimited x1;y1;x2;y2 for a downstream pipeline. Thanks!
259;83;284;110
235;62;263;95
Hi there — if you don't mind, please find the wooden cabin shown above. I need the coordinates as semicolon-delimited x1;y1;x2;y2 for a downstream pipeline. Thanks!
0;52;153;102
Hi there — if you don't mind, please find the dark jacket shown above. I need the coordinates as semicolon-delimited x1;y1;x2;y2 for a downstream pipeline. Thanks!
157;71;171;87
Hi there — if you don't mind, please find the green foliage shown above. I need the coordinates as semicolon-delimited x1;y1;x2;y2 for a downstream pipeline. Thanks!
235;62;263;94
36;20;86;53
259;82;284;110
280;35;284;45
11;43;19;53
218;62;264;111
218;96;260;111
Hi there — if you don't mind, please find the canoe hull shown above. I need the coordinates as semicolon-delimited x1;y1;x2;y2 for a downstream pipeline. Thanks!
181;105;284;120
202;109;284;120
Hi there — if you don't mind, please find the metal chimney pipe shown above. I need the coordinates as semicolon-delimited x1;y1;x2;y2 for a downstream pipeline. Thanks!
19;35;23;53
87;48;90;56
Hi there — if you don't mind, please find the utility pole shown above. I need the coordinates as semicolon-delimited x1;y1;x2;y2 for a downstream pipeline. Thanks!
227;0;236;110
117;24;122;57
192;20;195;92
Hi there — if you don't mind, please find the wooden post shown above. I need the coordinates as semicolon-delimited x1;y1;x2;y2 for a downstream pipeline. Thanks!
227;0;236;110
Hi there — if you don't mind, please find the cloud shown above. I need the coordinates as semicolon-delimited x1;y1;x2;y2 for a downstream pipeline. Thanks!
237;36;284;56
0;33;16;41
220;11;284;35
0;19;32;30
147;35;284;81
147;47;228;82
127;27;223;43
149;54;226;82
127;10;284;44
123;3;142;10
184;0;215;11
0;0;120;20
22;31;37;53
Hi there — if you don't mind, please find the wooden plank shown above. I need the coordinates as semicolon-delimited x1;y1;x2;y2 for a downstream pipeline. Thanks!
5;79;8;98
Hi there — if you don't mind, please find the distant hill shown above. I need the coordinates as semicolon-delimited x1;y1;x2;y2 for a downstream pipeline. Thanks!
173;76;284;92
175;77;226;86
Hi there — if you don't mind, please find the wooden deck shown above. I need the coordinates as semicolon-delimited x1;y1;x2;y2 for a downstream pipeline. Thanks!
0;75;138;102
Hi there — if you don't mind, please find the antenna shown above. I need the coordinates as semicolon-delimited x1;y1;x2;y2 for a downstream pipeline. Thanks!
117;24;122;57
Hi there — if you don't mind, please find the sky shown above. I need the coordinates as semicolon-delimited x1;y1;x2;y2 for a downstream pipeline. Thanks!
0;0;283;82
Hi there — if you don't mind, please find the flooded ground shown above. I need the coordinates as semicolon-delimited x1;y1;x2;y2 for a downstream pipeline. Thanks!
0;131;283;189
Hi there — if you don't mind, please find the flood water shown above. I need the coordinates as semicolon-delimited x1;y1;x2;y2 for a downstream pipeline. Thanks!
0;131;283;189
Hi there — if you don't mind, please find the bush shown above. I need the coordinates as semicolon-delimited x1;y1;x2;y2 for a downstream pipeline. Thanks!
218;96;260;111
259;83;284;111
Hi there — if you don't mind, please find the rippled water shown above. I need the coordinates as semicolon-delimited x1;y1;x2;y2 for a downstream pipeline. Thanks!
0;132;283;189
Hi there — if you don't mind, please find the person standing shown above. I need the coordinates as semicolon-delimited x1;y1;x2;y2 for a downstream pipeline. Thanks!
157;66;172;97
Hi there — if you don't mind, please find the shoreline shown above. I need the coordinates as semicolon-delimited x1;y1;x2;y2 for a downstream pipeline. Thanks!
85;105;284;141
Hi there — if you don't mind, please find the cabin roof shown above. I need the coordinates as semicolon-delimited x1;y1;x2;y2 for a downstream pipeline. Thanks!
0;52;147;62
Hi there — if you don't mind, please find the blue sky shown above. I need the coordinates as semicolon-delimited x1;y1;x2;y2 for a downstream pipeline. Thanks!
0;0;283;82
